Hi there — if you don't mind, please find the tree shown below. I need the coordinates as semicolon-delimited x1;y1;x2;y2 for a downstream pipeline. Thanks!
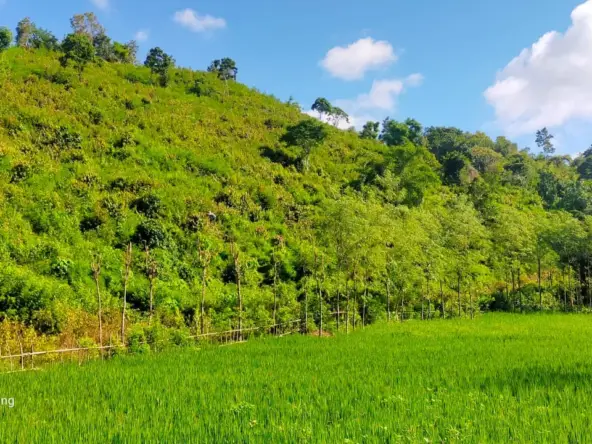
536;127;555;156
60;33;95;79
425;126;470;161
311;98;332;121
380;118;410;146
121;243;133;343
30;27;59;51
90;255;103;349
330;107;349;128
144;247;158;323
15;18;34;49
280;120;328;171
70;12;105;40
207;58;238;81
404;118;424;146
93;33;114;61
0;28;11;52
359;121;380;140
122;41;138;64
144;47;174;86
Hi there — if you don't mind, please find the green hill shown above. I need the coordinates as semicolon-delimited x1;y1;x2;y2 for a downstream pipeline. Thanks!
1;25;592;349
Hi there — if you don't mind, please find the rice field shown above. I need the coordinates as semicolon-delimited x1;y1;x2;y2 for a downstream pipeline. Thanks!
0;314;591;442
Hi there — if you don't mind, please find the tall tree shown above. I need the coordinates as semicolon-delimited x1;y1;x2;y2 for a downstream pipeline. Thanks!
15;18;34;49
144;47;174;86
330;107;349;127
207;58;238;81
536;127;555;156
311;98;332;121
70;12;105;40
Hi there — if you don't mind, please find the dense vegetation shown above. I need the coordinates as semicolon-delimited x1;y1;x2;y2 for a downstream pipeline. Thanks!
2;14;592;349
1;314;591;442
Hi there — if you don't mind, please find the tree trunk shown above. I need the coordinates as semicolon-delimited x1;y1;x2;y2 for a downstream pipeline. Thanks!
517;265;522;312
235;254;243;338
386;279;391;322
538;255;542;310
346;279;350;334
400;290;405;323
273;257;278;333
149;278;154;324
314;250;323;337
440;279;445;319
362;274;368;328
122;243;132;344
336;287;340;332
457;272;462;317
304;286;308;334
200;265;207;335
95;277;102;348
511;269;516;312
426;274;431;320
91;258;103;350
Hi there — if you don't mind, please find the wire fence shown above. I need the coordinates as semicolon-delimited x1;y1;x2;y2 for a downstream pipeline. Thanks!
0;307;492;374
0;319;303;374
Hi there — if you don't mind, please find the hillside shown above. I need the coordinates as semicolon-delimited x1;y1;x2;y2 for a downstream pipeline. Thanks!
1;32;592;348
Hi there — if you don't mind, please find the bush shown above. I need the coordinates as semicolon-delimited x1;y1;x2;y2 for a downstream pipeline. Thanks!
132;220;167;248
131;194;163;218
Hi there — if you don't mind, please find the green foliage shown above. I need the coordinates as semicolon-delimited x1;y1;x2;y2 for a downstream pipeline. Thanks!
0;27;12;52
280;119;327;171
1;25;592;341
359;121;379;140
144;47;174;86
60;33;95;77
207;58;238;81
536;127;555;156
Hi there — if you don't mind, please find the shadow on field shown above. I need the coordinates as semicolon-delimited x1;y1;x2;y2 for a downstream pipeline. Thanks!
480;366;592;392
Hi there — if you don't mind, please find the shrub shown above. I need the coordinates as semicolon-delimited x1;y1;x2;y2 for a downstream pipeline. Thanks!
132;220;167;249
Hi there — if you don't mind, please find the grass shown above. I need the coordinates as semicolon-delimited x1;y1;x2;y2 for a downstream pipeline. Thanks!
0;313;591;442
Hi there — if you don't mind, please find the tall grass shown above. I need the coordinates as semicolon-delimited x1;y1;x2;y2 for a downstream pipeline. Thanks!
0;314;590;442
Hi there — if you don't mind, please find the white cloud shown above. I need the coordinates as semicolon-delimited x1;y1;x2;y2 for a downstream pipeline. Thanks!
134;30;149;42
336;74;423;113
485;0;592;136
91;0;109;11
306;74;423;130
320;37;397;81
173;9;226;33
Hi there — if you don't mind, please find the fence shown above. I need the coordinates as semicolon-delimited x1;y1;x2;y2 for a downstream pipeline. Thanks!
0;319;303;374
0;306;486;374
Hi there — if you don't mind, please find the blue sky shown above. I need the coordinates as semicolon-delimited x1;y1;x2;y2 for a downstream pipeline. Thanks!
0;0;589;154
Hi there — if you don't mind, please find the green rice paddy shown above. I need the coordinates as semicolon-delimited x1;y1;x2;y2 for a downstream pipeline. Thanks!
1;314;591;442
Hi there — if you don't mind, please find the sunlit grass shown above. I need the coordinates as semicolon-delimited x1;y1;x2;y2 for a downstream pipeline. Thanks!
0;314;590;442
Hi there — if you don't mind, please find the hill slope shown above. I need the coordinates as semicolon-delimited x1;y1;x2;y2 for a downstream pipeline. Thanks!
0;47;592;347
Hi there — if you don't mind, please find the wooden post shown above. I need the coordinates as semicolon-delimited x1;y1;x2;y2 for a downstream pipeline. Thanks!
19;339;24;370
